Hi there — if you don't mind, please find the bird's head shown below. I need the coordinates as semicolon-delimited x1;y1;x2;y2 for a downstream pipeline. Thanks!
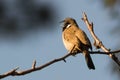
60;17;77;31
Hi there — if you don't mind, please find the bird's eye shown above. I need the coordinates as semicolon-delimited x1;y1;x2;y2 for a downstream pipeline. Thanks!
66;22;70;25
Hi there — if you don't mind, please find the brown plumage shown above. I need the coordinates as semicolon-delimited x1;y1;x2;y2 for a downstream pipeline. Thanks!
61;17;95;70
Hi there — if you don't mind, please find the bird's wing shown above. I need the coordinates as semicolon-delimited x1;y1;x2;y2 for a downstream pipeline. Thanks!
75;28;92;50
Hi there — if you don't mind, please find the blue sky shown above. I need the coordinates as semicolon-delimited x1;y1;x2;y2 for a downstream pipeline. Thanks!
0;0;119;80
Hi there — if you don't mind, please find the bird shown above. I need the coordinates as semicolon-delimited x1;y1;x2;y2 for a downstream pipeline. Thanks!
61;17;95;70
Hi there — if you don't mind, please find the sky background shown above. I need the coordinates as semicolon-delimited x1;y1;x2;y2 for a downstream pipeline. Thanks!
0;0;119;80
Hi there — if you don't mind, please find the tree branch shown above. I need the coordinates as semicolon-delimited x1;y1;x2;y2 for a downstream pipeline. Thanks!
82;12;120;66
1;50;120;79
0;53;71;79
1;12;120;79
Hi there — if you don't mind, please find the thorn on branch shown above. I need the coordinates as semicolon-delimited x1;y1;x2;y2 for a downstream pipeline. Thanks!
11;67;19;74
32;60;36;69
7;67;19;76
63;59;66;62
13;67;19;71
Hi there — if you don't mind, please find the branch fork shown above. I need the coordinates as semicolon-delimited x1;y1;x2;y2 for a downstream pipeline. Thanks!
82;12;120;66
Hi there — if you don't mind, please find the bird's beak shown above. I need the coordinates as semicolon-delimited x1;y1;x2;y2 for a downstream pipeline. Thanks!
59;20;65;28
59;20;65;23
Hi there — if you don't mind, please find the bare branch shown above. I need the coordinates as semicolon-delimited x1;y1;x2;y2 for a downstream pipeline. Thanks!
0;67;19;78
82;12;120;66
1;13;120;79
89;50;120;55
1;50;120;79
0;53;71;79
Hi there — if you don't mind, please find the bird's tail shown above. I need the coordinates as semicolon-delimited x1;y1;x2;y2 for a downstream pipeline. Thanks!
83;50;95;70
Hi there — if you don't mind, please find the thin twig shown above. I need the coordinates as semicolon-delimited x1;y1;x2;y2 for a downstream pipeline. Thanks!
82;12;120;66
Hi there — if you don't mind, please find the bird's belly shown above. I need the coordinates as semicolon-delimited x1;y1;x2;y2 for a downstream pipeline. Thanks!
62;37;74;52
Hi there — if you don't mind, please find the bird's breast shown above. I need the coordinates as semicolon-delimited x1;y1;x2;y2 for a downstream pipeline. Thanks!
62;33;75;52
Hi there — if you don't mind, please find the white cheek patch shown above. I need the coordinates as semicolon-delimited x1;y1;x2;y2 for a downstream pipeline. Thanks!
66;24;71;28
